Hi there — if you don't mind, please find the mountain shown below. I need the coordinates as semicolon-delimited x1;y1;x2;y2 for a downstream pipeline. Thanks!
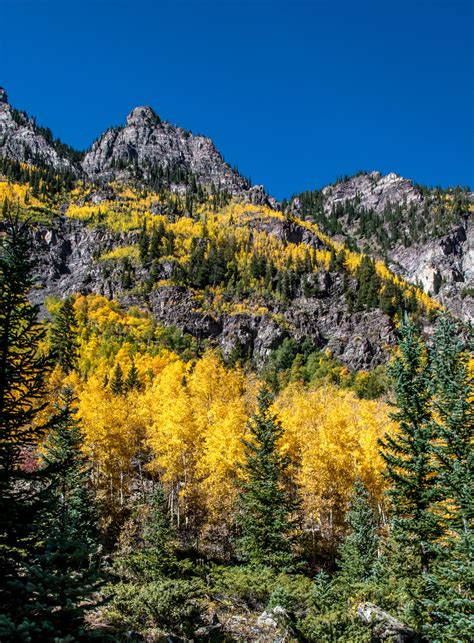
289;171;473;320
0;89;250;196
0;88;471;374
81;105;249;194
0;88;81;173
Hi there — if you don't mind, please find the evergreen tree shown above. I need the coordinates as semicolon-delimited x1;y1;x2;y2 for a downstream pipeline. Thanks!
236;387;299;569
355;256;381;310
337;478;379;584
118;485;176;582
9;389;102;640
0;213;53;617
110;363;124;395
125;362;141;391
379;317;440;631
138;222;150;265
424;317;474;640
49;296;79;373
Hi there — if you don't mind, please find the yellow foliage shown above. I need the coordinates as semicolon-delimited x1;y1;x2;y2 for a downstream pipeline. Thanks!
275;383;393;538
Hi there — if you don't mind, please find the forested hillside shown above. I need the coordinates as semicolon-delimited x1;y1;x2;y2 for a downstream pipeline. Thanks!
287;171;473;320
0;90;472;641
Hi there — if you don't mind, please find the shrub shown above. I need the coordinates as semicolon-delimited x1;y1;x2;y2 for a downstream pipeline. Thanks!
106;578;203;637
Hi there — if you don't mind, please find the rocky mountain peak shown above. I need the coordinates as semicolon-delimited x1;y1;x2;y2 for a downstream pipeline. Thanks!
81;105;249;194
126;105;159;127
0;87;8;104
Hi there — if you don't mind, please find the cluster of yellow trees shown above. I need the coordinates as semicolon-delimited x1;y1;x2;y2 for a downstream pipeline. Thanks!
50;294;395;546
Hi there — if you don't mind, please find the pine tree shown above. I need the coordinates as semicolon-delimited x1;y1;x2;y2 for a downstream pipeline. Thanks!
236;387;299;569
110;363;124;395
424;317;474;640
49;296;79;373
11;389;102;639
379;317;440;631
125;362;141;391
0;213;53;617
138;222;150;265
337;478;379;584
118;485;176;582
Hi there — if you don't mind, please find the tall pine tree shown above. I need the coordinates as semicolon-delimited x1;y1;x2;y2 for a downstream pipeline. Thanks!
337;478;380;585
50;296;79;374
0;213;53;618
379;317;440;632
10;389;102;640
424;317;474;640
236;387;299;570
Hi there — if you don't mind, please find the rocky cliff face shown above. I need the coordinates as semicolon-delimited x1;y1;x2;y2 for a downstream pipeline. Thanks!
81;105;249;193
389;224;473;321
0;89;78;173
23;212;395;371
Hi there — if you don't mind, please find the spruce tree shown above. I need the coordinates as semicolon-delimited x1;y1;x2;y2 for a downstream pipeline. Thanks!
12;389;102;639
138;221;150;265
424;317;474;640
111;363;124;395
0;214;53;616
236;387;299;569
125;362;141;391
379;317;440;631
50;296;79;373
337;478;379;584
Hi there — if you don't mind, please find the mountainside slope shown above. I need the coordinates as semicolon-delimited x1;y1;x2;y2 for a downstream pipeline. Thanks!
0;87;470;338
290;171;473;320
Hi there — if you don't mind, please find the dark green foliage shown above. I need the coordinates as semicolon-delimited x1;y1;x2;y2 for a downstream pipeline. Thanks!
0;156;78;197
110;363;124;395
338;478;379;584
299;572;373;642
120;256;134;289
108;578;203;637
379;318;440;631
3;389;102;640
121;485;177;580
138;221;150;265
0;213;52;611
424;317;474;640
124;361;141;391
237;386;299;569
355;256;381;310
50;296;79;373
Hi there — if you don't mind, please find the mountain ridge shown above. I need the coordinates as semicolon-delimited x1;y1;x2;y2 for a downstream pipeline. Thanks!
0;86;472;328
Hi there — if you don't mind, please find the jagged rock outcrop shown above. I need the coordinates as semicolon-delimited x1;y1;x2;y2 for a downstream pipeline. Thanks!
357;603;417;642
322;171;424;214
390;224;473;321
0;88;77;173
81;105;248;193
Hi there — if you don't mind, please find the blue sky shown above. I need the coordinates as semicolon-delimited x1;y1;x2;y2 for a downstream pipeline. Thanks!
1;0;473;199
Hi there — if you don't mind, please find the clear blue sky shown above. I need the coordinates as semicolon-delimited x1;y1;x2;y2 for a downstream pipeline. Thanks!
1;0;473;199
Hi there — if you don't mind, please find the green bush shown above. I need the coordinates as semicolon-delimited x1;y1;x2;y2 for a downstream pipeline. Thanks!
106;578;204;636
209;565;313;612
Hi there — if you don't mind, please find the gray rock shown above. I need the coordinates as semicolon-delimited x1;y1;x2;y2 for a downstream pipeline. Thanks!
357;602;417;642
0;101;77;173
256;610;278;628
81;105;248;195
